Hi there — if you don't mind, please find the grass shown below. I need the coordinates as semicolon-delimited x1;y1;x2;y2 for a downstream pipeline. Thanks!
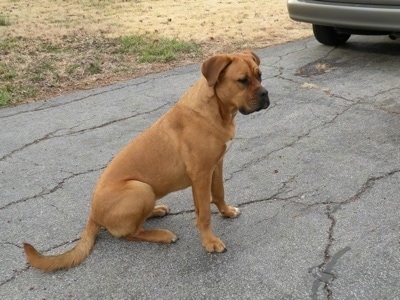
0;33;202;107
0;15;10;26
0;86;12;106
86;62;102;75
0;37;20;53
119;35;201;63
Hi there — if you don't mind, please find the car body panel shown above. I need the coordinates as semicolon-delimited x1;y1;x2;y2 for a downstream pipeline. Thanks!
317;0;398;4
288;0;400;32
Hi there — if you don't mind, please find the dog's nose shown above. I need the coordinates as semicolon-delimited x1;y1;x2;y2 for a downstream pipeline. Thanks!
258;87;270;109
258;88;268;98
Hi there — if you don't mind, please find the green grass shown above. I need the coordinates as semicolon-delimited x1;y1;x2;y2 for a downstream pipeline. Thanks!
0;63;17;80
30;61;55;83
39;41;62;52
86;61;102;74
0;15;10;26
119;35;201;63
66;63;80;75
0;87;12;106
0;84;38;106
0;37;20;54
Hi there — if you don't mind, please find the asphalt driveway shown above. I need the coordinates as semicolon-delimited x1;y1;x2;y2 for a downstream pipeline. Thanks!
1;36;399;299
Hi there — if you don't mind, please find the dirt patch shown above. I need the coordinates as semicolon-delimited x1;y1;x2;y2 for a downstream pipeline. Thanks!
0;0;311;105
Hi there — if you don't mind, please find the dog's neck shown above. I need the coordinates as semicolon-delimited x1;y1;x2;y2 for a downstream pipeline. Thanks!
219;105;237;124
178;79;236;140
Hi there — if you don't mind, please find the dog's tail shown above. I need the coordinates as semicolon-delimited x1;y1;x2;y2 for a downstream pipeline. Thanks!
23;218;100;271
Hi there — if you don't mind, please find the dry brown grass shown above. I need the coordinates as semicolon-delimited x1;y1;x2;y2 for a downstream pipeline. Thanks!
0;0;311;106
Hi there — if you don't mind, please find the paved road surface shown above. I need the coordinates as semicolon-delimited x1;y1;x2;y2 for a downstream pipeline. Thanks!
1;36;399;299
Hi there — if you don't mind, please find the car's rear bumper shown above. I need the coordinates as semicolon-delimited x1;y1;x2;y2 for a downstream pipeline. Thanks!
288;0;400;32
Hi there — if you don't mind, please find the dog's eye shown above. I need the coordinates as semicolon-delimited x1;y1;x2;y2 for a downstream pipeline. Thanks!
258;72;262;81
237;77;249;85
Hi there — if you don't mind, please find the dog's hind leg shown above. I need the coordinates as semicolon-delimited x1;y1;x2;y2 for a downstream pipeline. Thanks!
103;181;177;244
126;228;178;243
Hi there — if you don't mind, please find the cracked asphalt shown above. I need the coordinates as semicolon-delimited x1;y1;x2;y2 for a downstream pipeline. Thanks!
1;36;400;299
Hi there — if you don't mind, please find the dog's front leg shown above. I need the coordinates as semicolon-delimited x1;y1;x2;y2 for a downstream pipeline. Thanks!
211;160;240;218
192;174;226;253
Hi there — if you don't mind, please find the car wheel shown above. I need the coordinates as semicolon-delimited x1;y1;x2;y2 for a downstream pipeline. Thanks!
312;24;351;46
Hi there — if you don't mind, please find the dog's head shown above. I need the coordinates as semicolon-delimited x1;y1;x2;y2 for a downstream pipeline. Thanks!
201;51;269;115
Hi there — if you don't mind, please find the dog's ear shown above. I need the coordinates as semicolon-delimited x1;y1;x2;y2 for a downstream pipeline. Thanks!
250;51;260;66
241;51;260;66
201;55;232;87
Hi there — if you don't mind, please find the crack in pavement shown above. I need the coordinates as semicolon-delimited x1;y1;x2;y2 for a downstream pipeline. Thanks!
309;239;351;299
307;168;400;299
0;241;22;248
59;101;170;138
314;168;400;208
358;91;400;116
0;102;171;162
308;204;351;300
168;175;299;217
225;100;359;183
0;265;30;288
0;167;104;210
0;129;62;162
0;78;154;119
168;193;304;218
342;169;400;205
320;204;340;299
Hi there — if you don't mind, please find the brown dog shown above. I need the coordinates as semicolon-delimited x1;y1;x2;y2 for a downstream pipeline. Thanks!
23;51;269;271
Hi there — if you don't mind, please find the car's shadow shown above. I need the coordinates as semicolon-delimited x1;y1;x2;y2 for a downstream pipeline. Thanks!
339;36;400;56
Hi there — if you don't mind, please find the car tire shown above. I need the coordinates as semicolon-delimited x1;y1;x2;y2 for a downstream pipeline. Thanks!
312;24;351;46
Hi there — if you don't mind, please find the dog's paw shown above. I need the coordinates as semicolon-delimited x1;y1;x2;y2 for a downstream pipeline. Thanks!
168;232;179;243
221;206;240;218
204;237;226;253
151;205;170;218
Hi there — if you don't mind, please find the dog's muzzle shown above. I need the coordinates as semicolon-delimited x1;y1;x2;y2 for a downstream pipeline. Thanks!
239;87;270;115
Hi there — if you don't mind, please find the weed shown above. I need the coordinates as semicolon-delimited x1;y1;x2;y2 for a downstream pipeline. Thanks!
119;35;201;63
1;69;17;80
23;87;39;99
39;42;61;52
67;64;80;75
30;61;55;82
0;15;10;26
0;84;38;107
86;62;102;74
41;62;54;71
0;86;12;106
0;63;17;80
0;37;20;54
120;35;143;53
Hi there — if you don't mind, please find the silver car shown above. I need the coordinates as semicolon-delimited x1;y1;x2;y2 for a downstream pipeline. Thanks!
287;0;400;45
